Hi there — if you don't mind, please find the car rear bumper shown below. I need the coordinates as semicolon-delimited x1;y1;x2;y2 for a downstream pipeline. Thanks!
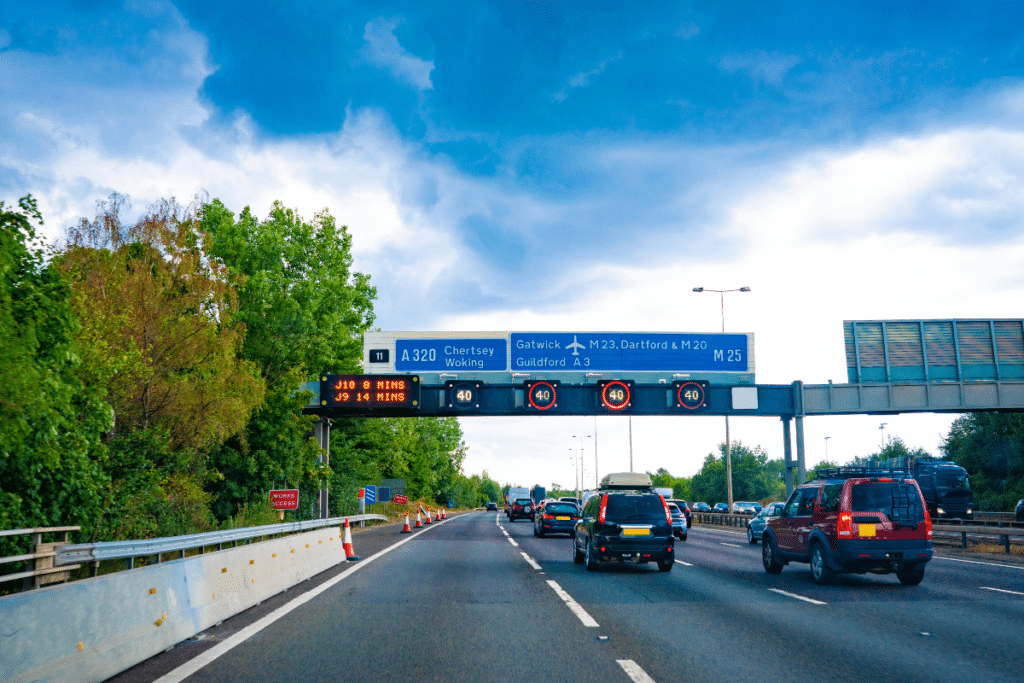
540;520;576;533
834;539;932;571
592;536;674;562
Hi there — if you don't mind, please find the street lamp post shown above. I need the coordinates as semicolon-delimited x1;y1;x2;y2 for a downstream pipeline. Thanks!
573;434;591;497
879;423;888;451
693;286;751;512
825;436;831;460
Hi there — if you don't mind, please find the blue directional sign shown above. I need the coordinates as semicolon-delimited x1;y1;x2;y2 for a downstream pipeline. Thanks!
395;338;507;372
511;332;750;373
364;485;377;505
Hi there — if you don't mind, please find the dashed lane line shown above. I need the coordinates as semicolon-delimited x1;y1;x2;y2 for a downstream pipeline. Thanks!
521;552;542;570
768;588;827;605
674;560;694;566
981;586;1024;596
546;579;600;627
933;555;1024;571
507;537;519;547
617;659;657;683
720;542;742;548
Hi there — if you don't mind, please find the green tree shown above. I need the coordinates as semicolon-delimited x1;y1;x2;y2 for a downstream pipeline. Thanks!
942;413;1024;511
689;441;782;503
0;196;112;547
199;199;377;519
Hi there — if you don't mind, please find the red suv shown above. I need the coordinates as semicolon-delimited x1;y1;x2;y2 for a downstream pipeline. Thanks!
761;467;933;585
509;498;535;522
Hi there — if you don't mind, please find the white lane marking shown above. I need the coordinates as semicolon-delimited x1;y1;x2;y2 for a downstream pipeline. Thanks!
508;537;519;547
720;542;741;548
981;586;1024;596
617;659;657;683
768;588;827;605
152;516;449;683
933;555;1024;571
674;560;694;566
521;552;542;570
546;580;599;627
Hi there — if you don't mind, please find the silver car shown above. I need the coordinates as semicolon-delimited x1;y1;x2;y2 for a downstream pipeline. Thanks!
746;502;785;544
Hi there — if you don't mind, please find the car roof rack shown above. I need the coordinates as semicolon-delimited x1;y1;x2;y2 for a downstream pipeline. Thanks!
599;472;653;490
816;466;911;480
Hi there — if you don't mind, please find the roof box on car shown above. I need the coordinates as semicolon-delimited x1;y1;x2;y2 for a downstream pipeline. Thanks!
599;472;653;490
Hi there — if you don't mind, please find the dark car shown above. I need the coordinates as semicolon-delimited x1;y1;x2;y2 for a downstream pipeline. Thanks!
1016;499;1024;522
692;502;711;513
485;501;498;511
762;466;933;585
667;503;688;540
534;501;580;537
573;472;675;572
712;503;730;514
667;499;692;527
746;502;785;544
509;497;535;522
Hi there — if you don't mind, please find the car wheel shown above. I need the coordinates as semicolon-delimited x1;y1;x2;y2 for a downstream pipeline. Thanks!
810;543;836;585
896;563;926;586
538;526;545;538
762;535;783;574
657;558;673;572
747;526;757;544
573;537;585;564
585;540;599;571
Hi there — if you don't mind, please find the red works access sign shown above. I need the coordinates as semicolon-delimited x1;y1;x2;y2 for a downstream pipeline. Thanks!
270;489;299;510
393;494;408;505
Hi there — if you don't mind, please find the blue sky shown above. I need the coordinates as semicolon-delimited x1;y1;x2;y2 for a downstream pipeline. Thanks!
4;1;1024;488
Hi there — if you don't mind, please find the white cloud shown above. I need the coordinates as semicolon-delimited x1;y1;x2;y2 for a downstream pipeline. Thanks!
552;51;623;102
720;50;801;85
360;17;434;91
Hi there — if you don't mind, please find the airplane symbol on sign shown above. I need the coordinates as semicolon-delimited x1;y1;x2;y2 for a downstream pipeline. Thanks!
566;335;585;356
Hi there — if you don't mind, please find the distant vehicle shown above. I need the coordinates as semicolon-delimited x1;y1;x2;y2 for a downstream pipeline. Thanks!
1016;499;1024;522
692;502;711;513
746;502;785;544
653;487;674;499
505;487;529;517
558;496;580;507
761;466;932;585
667;503;688;540
712;503;729;514
667;499;692;527
886;455;973;519
485;501;498;511
530;485;547;505
573;472;675;572
534;500;580;537
509;498;535;522
732;501;759;515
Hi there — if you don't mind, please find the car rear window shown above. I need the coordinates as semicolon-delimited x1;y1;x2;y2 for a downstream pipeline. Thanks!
851;482;923;521
514;498;532;505
545;503;577;515
605;494;665;521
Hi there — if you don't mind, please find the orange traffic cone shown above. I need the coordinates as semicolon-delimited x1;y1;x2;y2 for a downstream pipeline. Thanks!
425;510;432;525
401;514;412;533
342;518;360;561
441;508;446;519
414;512;423;528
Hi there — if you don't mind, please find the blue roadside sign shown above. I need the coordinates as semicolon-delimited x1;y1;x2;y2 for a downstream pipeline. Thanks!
364;485;377;505
511;332;750;372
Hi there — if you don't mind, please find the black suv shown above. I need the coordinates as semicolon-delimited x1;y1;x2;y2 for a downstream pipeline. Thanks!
573;473;675;572
762;467;933;585
509;498;535;522
1016;499;1024;522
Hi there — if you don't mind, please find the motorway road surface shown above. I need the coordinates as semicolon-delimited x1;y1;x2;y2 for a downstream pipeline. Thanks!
110;511;1024;683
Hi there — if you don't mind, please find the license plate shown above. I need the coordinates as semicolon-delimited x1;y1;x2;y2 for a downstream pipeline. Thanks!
622;528;650;536
556;516;570;520
858;524;876;537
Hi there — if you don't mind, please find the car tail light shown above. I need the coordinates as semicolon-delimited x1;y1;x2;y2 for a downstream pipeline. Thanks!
924;508;933;539
838;512;852;538
598;494;609;524
543;513;555;520
659;495;672;525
